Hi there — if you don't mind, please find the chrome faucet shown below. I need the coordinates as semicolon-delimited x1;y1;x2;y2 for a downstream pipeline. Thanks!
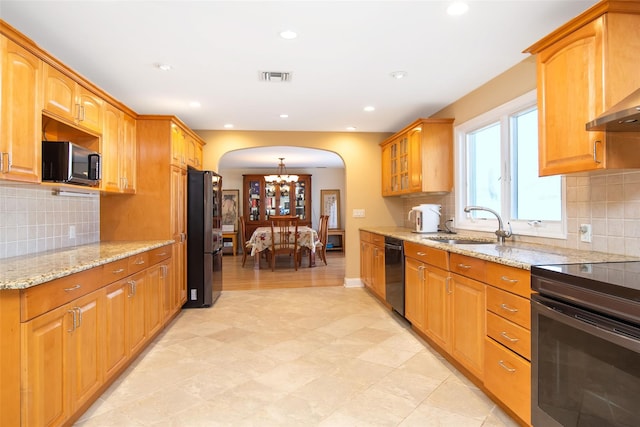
464;206;512;243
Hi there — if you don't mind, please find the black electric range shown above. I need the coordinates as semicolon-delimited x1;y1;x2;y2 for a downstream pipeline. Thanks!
531;261;640;325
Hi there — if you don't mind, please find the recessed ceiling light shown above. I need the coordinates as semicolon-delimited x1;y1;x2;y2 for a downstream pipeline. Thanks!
390;71;408;79
346;126;357;131
279;30;298;39
223;124;234;129
189;101;201;108
280;114;289;118
154;63;172;71
447;1;469;16
364;106;375;112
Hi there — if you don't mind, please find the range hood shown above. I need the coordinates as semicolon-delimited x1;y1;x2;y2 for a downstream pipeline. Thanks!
586;88;640;131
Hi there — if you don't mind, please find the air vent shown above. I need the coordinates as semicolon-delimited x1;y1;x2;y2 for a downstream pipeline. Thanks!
260;71;292;82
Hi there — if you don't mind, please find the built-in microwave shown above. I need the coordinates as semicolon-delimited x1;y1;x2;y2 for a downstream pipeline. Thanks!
42;141;101;187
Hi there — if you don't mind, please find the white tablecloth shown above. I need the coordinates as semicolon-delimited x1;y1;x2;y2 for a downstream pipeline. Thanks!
248;226;319;256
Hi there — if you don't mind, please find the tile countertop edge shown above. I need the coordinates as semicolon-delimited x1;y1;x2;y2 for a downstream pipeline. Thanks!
361;227;640;269
0;240;175;290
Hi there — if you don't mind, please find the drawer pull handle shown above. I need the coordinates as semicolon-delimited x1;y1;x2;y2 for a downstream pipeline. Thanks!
156;252;168;257
500;331;519;342
500;303;518;313
67;309;77;332
134;259;145;265
112;268;125;274
416;251;426;256
500;276;518;284
457;263;471;270
64;284;81;292
498;360;516;373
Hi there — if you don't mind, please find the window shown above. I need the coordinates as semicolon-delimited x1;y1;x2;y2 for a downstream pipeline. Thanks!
455;90;565;238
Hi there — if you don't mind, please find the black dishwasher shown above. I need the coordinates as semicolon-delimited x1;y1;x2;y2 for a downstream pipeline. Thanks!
384;237;405;316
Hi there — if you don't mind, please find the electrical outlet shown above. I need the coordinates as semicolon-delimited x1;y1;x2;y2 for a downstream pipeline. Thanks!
352;209;365;218
579;224;592;243
68;225;76;239
190;289;197;300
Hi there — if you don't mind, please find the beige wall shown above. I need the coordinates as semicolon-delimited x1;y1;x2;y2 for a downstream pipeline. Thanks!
196;130;403;280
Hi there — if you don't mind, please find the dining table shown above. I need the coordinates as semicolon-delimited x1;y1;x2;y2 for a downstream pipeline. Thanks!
247;226;320;269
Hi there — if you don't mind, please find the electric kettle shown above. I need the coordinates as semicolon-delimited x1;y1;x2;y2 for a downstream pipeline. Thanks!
408;204;441;233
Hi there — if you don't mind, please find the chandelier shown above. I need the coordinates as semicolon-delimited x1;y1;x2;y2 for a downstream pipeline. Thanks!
265;157;299;184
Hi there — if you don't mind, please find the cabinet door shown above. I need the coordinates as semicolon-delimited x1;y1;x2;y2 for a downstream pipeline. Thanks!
372;244;385;299
104;279;129;379
360;240;372;288
294;178;309;220
404;257;426;332
43;63;76;122
171;123;186;168
381;143;392;196
69;290;104;411
425;265;451;352
127;271;147;355
450;273;485;379
21;305;72;427
76;85;103;134
0;37;42;183
121;113;137;193
537;18;605;175
407;126;422;192
145;263;165;338
101;103;123;192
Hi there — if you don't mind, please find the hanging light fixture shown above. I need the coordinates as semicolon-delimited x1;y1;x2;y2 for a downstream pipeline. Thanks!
265;157;299;184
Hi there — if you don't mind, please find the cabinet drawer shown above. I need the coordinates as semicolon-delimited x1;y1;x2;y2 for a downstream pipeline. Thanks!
360;230;372;243
370;233;385;247
450;253;485;282
147;246;171;265
20;267;103;321
485;262;530;298
128;252;149;274
484;337;531;425
486;285;531;329
404;241;448;270
487;311;531;360
102;258;129;283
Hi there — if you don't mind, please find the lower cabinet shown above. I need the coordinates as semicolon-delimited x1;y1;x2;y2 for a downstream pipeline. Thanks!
18;245;175;427
359;231;385;301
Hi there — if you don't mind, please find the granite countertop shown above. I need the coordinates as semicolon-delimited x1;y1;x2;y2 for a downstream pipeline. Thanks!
362;226;640;269
0;240;174;290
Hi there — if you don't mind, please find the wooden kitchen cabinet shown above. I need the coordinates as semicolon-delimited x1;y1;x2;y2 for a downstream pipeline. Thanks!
21;287;104;427
101;103;137;193
359;231;385;301
0;35;42;183
450;273;485;379
380;118;454;196
43;63;103;134
404;256;426;331
243;174;312;236
525;2;640;175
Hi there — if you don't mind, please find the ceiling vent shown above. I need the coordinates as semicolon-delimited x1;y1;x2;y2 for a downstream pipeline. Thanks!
260;71;292;82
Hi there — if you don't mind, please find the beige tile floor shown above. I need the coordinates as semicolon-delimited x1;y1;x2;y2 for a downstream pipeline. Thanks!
75;287;520;426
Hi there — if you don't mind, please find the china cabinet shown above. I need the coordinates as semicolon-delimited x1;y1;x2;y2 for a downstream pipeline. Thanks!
242;174;311;236
525;1;640;175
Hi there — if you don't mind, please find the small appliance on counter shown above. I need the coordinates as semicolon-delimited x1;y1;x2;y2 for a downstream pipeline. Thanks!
408;204;441;233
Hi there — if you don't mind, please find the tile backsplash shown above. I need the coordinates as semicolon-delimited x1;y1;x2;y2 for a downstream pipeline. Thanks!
0;184;99;259
404;170;640;258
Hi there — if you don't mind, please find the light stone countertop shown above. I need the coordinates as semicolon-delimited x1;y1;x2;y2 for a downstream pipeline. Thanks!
362;227;640;269
0;240;174;290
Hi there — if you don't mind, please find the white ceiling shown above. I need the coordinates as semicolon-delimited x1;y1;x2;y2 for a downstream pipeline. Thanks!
1;0;597;168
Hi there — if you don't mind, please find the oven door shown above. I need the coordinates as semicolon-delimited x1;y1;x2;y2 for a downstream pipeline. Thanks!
532;295;640;427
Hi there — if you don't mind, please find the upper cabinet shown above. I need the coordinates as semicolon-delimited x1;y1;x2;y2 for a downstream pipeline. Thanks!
171;124;203;170
525;1;640;176
43;64;103;134
0;35;42;183
102;103;136;193
380;118;454;196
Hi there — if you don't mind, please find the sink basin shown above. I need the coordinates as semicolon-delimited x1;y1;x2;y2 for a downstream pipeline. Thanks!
423;237;495;245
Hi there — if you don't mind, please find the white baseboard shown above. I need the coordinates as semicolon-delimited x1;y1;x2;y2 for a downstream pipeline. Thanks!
343;278;364;288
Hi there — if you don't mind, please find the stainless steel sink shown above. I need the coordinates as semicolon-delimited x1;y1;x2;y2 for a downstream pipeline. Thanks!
423;237;495;245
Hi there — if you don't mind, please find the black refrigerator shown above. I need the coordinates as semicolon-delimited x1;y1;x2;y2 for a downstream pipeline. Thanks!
184;169;223;308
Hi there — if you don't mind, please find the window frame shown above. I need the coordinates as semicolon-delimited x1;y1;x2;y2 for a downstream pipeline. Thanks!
454;90;566;239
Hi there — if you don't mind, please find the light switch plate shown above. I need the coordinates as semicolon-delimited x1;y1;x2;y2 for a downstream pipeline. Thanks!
352;209;365;218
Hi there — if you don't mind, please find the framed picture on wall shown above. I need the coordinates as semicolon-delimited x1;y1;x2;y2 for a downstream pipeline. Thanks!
222;189;240;230
321;189;340;229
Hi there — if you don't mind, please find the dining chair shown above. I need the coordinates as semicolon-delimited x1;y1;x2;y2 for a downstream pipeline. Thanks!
239;216;252;267
269;217;299;271
316;214;329;265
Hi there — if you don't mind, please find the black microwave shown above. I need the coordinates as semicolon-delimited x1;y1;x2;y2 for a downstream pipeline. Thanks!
42;141;101;187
